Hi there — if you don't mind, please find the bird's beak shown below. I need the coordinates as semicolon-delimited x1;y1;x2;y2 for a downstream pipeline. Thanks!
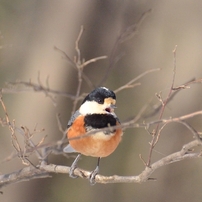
110;104;117;109
105;104;117;113
109;104;117;113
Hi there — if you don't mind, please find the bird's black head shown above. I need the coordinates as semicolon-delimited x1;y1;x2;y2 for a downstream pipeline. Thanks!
82;87;116;104
80;87;117;115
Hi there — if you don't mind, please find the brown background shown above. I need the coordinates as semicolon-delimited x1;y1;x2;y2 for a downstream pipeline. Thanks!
1;0;202;202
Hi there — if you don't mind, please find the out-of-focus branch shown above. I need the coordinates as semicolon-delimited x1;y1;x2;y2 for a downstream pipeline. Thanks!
114;68;160;94
0;166;50;188
3;79;77;99
100;9;152;85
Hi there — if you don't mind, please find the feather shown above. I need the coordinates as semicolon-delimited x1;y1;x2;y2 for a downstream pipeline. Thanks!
67;110;81;128
63;144;78;153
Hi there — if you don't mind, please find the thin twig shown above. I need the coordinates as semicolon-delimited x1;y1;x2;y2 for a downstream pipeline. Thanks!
146;45;178;166
54;46;95;89
100;9;152;85
143;78;196;119
114;68;160;94
71;26;108;113
75;26;84;65
5;81;77;100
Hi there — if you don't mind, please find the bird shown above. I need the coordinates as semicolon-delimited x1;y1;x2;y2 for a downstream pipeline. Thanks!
63;87;123;184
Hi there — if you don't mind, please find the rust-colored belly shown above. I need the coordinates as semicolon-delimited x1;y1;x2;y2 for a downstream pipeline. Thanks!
67;116;122;157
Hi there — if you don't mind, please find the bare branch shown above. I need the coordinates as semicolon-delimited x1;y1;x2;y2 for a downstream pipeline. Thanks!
63;110;202;143
114;68;160;94
100;9;152;85
143;78;197;119
70;26;108;113
0;166;50;188
54;46;95;89
54;46;76;68
1;139;201;188
82;56;107;67
4;80;77;100
146;45;178;166
75;25;84;65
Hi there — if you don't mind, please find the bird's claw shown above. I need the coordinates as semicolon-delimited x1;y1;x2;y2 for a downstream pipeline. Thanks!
69;165;78;178
69;154;81;178
89;166;99;185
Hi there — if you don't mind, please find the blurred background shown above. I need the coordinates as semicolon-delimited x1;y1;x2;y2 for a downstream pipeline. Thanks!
1;0;202;201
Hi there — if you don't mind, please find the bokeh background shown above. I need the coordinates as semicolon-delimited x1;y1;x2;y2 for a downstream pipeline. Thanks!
1;0;202;202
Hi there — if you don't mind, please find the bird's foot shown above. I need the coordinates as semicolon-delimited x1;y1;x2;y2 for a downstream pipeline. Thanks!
69;165;78;178
89;166;99;185
69;154;81;178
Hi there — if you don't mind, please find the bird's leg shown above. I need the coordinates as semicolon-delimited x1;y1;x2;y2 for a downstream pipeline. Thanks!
69;154;81;178
89;157;101;185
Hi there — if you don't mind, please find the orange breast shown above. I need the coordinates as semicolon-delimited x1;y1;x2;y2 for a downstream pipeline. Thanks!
67;115;122;157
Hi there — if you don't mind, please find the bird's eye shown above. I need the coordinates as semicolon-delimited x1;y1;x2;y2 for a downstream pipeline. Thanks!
96;98;103;104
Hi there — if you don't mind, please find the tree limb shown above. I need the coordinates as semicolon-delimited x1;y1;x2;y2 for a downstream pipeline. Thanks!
1;139;201;188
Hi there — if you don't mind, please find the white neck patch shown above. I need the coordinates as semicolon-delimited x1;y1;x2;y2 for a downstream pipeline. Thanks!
79;100;105;115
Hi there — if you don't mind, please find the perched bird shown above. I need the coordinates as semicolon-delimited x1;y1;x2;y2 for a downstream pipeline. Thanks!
63;87;122;184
